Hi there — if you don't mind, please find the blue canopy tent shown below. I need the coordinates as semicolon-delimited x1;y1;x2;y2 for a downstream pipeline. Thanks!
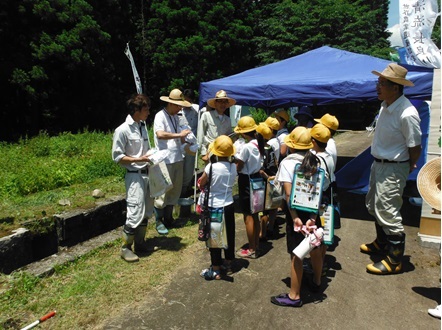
335;100;431;193
199;46;433;108
199;46;434;192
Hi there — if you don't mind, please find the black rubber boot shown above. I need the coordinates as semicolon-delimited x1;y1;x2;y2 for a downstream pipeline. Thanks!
163;205;175;227
360;223;388;254
134;219;149;253
366;233;405;275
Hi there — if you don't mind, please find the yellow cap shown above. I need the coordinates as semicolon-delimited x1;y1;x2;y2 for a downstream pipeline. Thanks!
284;127;313;150
265;117;280;131
314;113;339;131
208;135;236;157
234;116;258;134
310;123;331;143
256;122;273;140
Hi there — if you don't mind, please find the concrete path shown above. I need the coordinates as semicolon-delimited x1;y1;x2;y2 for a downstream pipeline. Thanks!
103;202;441;330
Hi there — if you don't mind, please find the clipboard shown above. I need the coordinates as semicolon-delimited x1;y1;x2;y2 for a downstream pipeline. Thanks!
289;164;325;214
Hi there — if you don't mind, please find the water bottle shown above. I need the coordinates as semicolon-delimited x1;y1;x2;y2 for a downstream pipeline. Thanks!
293;228;324;259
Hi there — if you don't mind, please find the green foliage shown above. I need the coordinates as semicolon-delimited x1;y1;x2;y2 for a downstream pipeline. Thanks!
1;0;393;142
254;0;391;64
249;108;269;124
0;131;123;199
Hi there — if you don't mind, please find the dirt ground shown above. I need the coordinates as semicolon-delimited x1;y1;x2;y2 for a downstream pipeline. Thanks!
101;131;441;330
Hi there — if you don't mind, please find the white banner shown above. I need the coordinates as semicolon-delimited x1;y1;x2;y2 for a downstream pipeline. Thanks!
124;43;143;94
399;0;441;68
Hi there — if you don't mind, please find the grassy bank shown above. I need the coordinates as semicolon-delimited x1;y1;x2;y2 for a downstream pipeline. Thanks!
0;130;204;329
0;219;200;329
0;131;126;235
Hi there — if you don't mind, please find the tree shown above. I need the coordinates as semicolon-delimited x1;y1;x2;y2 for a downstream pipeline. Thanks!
0;0;140;141
141;0;259;110
253;0;391;64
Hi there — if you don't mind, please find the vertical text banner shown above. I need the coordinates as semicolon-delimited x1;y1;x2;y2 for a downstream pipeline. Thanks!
124;43;143;94
399;0;441;68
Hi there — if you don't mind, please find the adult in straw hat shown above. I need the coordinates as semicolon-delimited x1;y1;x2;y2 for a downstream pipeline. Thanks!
362;63;422;275
153;89;192;235
197;90;235;162
198;135;237;280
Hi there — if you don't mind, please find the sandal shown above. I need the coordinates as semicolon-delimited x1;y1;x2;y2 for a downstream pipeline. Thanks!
200;267;221;281
236;248;257;259
270;293;303;307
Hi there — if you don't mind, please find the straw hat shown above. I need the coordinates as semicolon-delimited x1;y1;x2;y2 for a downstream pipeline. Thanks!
234;116;258;134
372;63;414;87
265;117;280;131
314;113;339;131
207;90;236;108
417;157;441;211
160;89;192;107
256;122;273;140
284;126;313;150
274;108;289;122
208;135;236;157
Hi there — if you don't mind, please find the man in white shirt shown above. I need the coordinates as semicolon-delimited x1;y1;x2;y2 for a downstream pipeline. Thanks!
361;64;422;275
153;89;191;235
112;94;154;262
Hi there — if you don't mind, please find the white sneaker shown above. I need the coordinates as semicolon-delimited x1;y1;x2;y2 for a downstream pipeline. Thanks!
428;305;441;319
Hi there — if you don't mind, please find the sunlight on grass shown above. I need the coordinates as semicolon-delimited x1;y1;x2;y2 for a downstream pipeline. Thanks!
0;222;200;329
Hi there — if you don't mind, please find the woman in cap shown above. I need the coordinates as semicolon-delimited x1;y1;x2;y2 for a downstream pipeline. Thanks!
234;116;264;259
197;90;235;162
270;126;325;308
199;135;238;280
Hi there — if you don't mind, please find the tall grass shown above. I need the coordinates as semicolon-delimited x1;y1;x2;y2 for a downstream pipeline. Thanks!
0;130;124;199
0;130;126;232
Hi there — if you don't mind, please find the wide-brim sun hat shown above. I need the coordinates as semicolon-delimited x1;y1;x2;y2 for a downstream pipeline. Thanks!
417;157;441;211
372;63;414;87
207;90;236;108
160;89;192;107
208;135;236;157
234;116;258;134
274;108;289;122
256;122;273;140
314;113;339;131
284;126;313;150
265;117;280;131
310;123;331;143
